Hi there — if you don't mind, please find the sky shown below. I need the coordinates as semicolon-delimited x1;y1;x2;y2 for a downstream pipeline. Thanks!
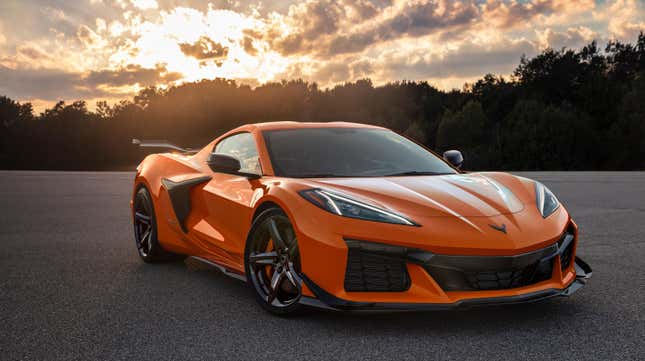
0;0;643;112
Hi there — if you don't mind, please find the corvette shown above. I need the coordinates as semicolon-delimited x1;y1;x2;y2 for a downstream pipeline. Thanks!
131;122;591;315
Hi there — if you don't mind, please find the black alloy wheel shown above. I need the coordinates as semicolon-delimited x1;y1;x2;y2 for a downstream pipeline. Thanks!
245;208;304;315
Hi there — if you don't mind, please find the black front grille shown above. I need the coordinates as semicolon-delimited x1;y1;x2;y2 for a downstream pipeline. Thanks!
344;228;576;292
422;245;558;291
462;259;554;290
344;240;410;292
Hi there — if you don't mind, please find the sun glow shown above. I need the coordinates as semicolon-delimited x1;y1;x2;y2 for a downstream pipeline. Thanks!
3;0;644;113
106;7;289;86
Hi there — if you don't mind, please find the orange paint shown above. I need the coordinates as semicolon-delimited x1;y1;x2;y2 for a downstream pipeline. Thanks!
133;122;585;307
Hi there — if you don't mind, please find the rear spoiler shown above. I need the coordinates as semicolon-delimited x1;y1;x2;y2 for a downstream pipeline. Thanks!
132;139;198;154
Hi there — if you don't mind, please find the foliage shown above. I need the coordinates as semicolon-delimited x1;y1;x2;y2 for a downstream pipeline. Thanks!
1;33;644;170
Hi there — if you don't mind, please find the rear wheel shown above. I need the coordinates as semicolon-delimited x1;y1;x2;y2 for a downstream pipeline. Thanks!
133;186;176;262
245;208;304;315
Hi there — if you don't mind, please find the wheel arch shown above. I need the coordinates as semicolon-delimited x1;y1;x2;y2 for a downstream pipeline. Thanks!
247;195;302;246
251;200;283;222
250;192;302;228
245;196;311;312
134;179;149;193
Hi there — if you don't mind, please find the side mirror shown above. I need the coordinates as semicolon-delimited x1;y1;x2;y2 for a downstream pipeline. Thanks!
443;150;464;169
207;153;241;173
206;153;261;179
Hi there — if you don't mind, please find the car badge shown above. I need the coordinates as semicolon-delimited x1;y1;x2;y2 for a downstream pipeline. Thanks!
489;223;507;234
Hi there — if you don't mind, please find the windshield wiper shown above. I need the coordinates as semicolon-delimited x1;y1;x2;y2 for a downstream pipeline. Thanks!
384;171;453;177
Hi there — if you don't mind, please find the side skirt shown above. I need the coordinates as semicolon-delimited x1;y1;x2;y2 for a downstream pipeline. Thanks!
187;256;247;282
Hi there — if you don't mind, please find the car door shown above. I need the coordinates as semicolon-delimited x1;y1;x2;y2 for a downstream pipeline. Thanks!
192;132;264;270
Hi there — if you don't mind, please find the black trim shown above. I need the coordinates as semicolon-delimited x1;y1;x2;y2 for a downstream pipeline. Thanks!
161;176;211;232
345;228;575;291
342;234;576;291
187;256;247;282
424;245;558;291
573;256;592;280
300;256;591;311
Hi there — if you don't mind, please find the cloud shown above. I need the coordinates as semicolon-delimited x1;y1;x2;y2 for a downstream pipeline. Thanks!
130;0;158;10
314;58;374;83
2;0;644;107
96;18;107;33
242;36;257;56
77;24;106;47
604;0;645;40
298;58;375;84
267;0;348;55
324;0;480;56
344;0;381;20
264;0;390;56
114;0;129;9
0;21;7;46
481;0;595;28
536;27;599;50
0;64;180;100
380;38;538;79
16;45;51;61
265;0;597;58
83;64;181;86
0;66;90;100
274;34;540;89
179;36;229;60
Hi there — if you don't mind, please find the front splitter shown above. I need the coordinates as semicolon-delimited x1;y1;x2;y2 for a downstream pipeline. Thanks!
299;256;592;311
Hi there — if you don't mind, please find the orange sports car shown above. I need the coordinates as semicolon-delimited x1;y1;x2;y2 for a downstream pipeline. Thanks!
131;122;592;315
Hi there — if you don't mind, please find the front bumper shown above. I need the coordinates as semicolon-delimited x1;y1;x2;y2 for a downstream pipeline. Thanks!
299;256;592;311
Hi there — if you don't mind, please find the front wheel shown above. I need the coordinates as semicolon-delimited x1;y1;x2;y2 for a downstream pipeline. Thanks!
244;208;304;315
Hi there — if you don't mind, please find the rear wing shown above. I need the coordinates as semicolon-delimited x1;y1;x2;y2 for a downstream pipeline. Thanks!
132;139;198;154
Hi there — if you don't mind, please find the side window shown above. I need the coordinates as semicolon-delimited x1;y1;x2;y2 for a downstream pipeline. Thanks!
214;133;262;175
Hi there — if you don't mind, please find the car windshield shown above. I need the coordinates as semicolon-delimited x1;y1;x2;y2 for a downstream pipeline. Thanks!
262;127;457;178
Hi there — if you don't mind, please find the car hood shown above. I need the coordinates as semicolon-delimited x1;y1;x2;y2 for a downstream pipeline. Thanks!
309;172;528;218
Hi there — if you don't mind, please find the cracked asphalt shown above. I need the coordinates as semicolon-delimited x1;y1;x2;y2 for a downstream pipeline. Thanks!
1;171;643;360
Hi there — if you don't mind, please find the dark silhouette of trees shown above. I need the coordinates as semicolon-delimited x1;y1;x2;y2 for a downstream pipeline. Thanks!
1;33;644;171
437;101;490;168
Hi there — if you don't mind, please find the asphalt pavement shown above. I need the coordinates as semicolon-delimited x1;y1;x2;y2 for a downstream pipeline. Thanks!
1;171;643;360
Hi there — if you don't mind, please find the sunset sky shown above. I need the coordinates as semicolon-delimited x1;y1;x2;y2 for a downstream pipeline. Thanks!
0;0;643;111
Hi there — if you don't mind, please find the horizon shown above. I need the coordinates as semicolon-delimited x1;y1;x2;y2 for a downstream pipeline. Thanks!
1;0;644;112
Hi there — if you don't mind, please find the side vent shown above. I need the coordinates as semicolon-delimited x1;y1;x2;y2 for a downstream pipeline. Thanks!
161;176;211;232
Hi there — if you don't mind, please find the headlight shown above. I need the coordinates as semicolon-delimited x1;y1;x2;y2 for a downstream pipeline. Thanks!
299;188;418;226
535;182;560;218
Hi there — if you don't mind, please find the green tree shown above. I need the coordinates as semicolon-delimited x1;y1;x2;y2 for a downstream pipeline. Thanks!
609;72;645;169
501;100;595;170
436;101;491;169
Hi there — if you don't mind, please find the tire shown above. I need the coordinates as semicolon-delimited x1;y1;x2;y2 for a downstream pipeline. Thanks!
244;208;305;316
132;186;177;263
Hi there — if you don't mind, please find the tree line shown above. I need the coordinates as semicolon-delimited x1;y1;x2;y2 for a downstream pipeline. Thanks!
1;34;644;171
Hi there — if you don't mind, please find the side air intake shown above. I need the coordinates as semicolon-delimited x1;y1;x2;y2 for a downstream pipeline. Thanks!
344;240;411;292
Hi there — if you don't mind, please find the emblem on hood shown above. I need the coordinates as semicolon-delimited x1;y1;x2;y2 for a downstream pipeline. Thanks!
489;223;507;234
